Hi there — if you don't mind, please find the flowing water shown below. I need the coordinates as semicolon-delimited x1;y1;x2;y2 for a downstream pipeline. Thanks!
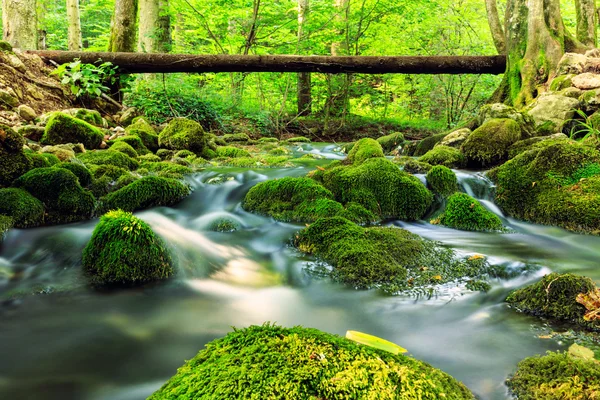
1;143;599;400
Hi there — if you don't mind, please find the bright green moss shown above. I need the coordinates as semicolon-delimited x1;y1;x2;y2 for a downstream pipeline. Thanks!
286;136;311;143
55;162;92;187
110;135;149;155
209;218;241;232
89;164;130;180
82;210;174;286
13;167;95;224
125;117;159;151
41;113;104;149
346;138;385;165
507;136;569;159
70;108;103;126
159;118;207;153
156;149;175;160
39;153;61;166
506;351;600;400
267;146;289;156
77;150;139;171
322;157;433;221
419;146;467;168
413;132;448;156
426;165;458;198
138;161;193;179
100;176;191;213
0;188;45;228
174;150;195;158
437;193;503;232
109;140;138;158
215;146;251;158
393;156;433;174
377;132;405;153
258;137;278;143
138;153;161;162
506;273;597;328
27;152;52;169
461;118;522;167
149;324;474;400
222;133;250;143
0;124;33;187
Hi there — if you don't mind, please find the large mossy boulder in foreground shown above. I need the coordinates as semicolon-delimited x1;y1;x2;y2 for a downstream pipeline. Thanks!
149;324;474;400
13;167;95;224
490;139;600;234
506;273;598;329
41;113;104;149
83;210;174;286
0;124;32;187
159;118;207;154
0;188;45;228
436;193;503;232
461;118;522;168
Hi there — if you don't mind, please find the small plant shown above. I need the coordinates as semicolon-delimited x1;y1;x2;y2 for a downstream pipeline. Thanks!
567;109;600;140
52;59;123;98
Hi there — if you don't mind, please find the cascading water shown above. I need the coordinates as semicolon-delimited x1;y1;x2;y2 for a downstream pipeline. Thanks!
1;143;599;400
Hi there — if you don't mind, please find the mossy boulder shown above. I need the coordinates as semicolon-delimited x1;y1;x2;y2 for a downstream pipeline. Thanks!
223;133;250;143
82;210;174;286
215;146;251;158
420;146;466;169
77;150;139;171
13;167;95;224
40;145;75;161
394;156;433;174
377;132;405;153
110;135;150;155
149;324;474;400
109;141;138;158
477;103;534;135
437;193;503;232
286;136;311;143
506;351;600;400
437;128;471;149
346;138;385;165
209;217;241;232
0;188;45;228
55;162;92;187
412;132;448;156
426;165;458;198
507;133;569;159
138;161;193;179
0;124;32;187
125;117;159;151
64;108;103;126
159;118;208;153
461;118;522;168
41;113;104;149
100;176;191;213
506;273;598;328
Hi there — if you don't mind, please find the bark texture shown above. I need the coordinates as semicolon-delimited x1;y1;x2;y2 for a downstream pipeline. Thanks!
66;0;82;51
485;0;506;54
138;0;171;53
108;0;138;52
2;0;38;49
575;0;597;47
297;0;311;116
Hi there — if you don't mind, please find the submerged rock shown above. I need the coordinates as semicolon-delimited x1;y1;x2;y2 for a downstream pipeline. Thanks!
149;324;475;400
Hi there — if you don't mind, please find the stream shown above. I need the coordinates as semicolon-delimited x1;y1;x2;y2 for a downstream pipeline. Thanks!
1;143;599;400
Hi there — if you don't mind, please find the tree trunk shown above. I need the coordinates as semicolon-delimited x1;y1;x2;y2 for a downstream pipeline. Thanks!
575;0;597;47
2;0;38;49
297;0;311;116
326;0;350;117
485;0;506;54
108;0;138;52
138;0;171;53
66;0;82;51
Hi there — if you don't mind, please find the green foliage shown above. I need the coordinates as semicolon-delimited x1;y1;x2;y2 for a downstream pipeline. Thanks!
567;109;600;141
426;166;458;198
462;119;522;167
419;146;467;168
52;59;120;98
100;176;191;213
41;113;104;150
82;210;174;286
0;124;33;187
506;351;600;400
77;149;139;171
159;118;208;153
437;193;503;232
149;324;474;400
0;188;45;228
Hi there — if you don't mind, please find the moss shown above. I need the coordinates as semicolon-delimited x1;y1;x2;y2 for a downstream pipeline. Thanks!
88;175;113;198
506;351;600;400
426;166;458;198
377;132;405;153
109;140;138;158
159;118;207;153
0;41;12;52
461;118;522;167
222;133;250;143
267;147;289;156
150;324;474;400
55;162;92;187
413;132;448;157
100;176;191;213
39;153;61;166
0;124;33;187
90;164;130;181
110;135;149;155
125;117;159;152
209;218;241;232
40;145;76;161
507;136;569;159
13;167;95;224
41;113;104;149
215;146;251;158
437;193;503;232
77;150;139;171
322;157;433;221
346;138;385;165
506;273;597;328
82;210;173;286
156;149;175;160
0;214;12;241
138;161;193;178
394;156;433;174
258;137;278;143
0;188;45;228
174;150;195;158
69;109;103;126
138;153;161;162
27;152;51;169
286;136;311;143
419;146;467;168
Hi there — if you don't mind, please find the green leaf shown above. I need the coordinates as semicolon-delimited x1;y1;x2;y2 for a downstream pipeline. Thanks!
345;330;407;354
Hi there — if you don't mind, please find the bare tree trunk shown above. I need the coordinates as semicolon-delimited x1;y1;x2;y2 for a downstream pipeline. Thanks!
139;0;171;53
575;0;597;47
2;0;38;49
485;0;505;54
297;0;311;116
108;0;138;52
66;0;82;51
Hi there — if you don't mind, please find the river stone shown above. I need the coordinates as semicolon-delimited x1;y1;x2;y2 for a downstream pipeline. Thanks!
572;73;600;90
0;89;18;108
17;125;45;141
557;53;588;75
17;105;36;121
6;53;26;73
527;94;580;128
119;107;138;126
560;87;583;99
436;128;471;148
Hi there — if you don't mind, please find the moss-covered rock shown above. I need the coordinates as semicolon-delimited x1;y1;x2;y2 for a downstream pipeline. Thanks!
209;217;241;232
125;117;159;151
82;210;174;286
394;156;433;174
64;108;103;126
426;165;458;198
149;324;474;400
215;146;251;158
138;153;161;163
437;193;503;232
109;140;138;158
412;132;448;156
138;161;193;179
0;188;45;228
159;118;207;153
506;273;597;328
420;146;467;168
461;118;522;168
346;138;385;165
507;134;569;159
506;351;600;400
13;167;95;224
110;135;150;155
41;113;104;149
377;132;405;153
437;128;471;149
27;152;52;169
286;136;311;143
223;133;250;143
0;124;32;187
40;145;76;162
77;150;139;171
100;176;191;213
55;162;92;187
0;215;13;242
258;137;278;143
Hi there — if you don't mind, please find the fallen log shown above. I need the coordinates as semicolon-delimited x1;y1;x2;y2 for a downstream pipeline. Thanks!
26;51;506;75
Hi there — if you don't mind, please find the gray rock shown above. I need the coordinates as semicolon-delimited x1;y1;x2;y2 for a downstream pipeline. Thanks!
572;73;600;90
0;89;18;108
6;53;26;73
119;107;138;126
557;53;588;75
436;128;471;148
17;125;45;141
526;94;580;128
17;105;36;121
